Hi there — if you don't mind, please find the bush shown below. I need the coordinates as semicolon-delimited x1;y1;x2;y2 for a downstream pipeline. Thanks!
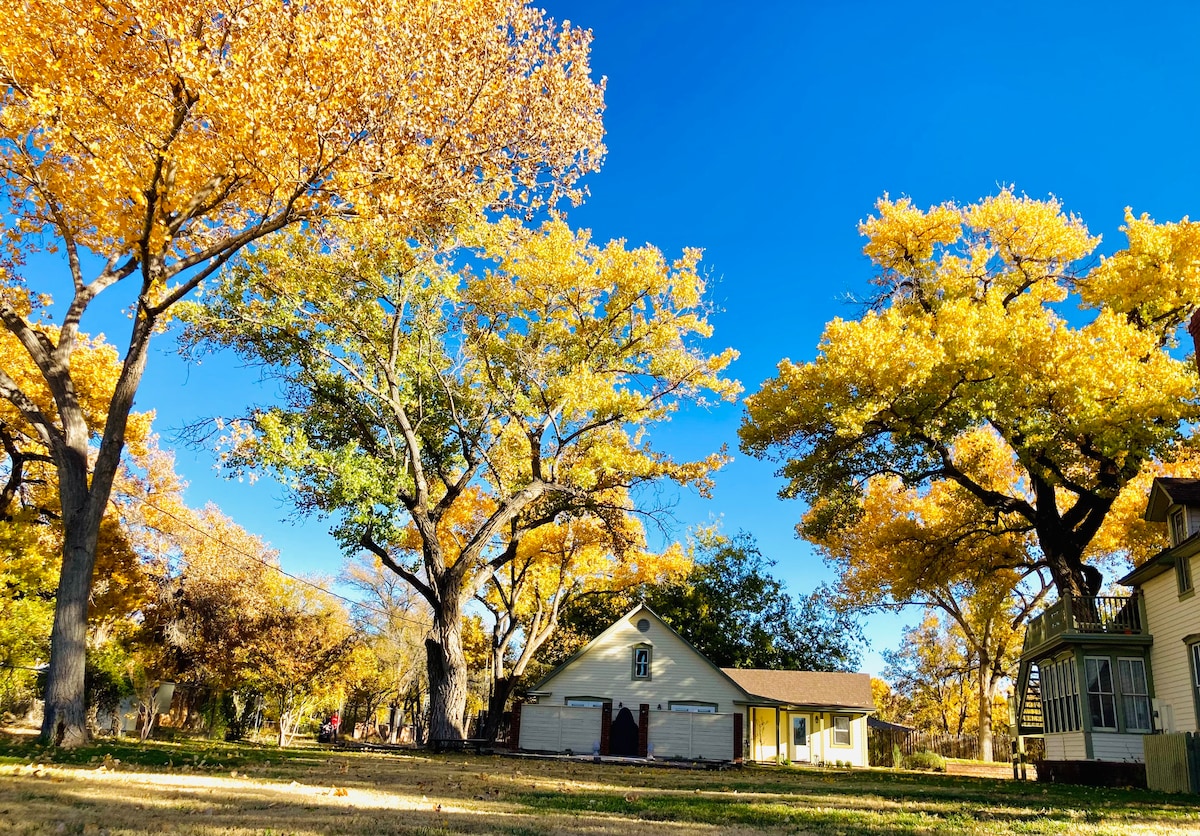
900;751;946;772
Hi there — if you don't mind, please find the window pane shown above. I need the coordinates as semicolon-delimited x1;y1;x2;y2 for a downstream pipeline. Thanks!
833;716;850;745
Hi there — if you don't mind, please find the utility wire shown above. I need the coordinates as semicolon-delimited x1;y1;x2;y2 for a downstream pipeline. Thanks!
133;497;432;631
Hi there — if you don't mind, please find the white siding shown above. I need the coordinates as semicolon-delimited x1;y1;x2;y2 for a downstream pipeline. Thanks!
536;610;746;712
1044;732;1087;761
647;710;734;760
1091;732;1145;762
519;705;602;754
1141;567;1200;732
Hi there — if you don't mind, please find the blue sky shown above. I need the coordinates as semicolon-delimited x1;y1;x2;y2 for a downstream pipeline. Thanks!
53;1;1200;676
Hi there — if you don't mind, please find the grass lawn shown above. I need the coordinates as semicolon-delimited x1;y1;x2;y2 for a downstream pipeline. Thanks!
1;733;1197;835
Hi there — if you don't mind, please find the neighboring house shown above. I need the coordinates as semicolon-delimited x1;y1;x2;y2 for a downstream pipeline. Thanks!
1014;477;1200;765
1119;478;1200;736
515;603;874;765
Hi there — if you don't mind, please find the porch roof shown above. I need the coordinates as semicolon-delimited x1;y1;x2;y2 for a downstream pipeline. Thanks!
721;669;874;712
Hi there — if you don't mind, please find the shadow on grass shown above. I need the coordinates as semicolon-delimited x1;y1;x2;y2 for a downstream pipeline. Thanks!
2;739;1198;835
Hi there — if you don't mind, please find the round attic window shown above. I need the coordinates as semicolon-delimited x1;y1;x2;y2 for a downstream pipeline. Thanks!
636;618;650;633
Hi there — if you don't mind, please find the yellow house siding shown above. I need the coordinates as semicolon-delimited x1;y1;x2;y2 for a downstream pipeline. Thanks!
536;610;746;712
1142;563;1200;732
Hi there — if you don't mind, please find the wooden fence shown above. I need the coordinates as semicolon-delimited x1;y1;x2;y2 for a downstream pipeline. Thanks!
1145;732;1200;794
868;726;1013;766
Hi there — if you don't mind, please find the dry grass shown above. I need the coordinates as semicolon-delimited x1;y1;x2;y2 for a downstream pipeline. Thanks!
1;737;1198;835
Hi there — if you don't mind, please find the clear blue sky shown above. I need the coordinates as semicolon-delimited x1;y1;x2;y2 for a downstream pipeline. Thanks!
71;1;1200;675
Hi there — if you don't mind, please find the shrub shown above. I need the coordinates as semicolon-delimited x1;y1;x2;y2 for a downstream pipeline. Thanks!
900;751;946;772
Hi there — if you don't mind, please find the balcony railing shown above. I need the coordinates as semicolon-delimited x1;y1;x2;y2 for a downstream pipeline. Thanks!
1022;594;1143;651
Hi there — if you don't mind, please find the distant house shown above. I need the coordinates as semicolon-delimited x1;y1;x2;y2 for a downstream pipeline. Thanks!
515;603;874;765
1014;477;1200;767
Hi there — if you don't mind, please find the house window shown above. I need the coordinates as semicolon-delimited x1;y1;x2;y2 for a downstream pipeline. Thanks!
565;697;607;708
832;715;851;746
1041;661;1059;733
1040;657;1080;733
1117;658;1151;732
1085;657;1117;730
632;645;651;680
1191;643;1200;722
1172;509;1188;547
1177;554;1195;596
668;702;717;713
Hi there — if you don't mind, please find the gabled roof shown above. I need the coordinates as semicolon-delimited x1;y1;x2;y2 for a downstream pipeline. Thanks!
721;668;874;712
1120;530;1200;586
1145;478;1200;522
530;604;875;714
529;602;750;696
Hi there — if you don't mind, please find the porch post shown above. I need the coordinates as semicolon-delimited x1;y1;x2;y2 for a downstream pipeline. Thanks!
600;702;612;756
733;712;743;763
638;704;650;757
776;707;781;763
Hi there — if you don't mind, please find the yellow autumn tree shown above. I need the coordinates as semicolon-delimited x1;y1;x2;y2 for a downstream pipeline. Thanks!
182;217;739;742
742;190;1200;604
0;0;604;746
477;510;689;740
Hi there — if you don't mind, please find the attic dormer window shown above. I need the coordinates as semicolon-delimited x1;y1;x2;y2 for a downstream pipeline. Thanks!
632;644;651;680
1172;509;1188;547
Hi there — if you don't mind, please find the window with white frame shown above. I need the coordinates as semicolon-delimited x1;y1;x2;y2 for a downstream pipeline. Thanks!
668;702;716;713
1085;657;1117;730
832;715;851;746
631;645;651;680
1118;658;1151;732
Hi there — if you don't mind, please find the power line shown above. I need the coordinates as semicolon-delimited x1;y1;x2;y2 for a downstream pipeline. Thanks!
133;497;432;631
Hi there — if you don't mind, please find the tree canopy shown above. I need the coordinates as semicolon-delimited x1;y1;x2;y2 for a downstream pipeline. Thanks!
741;190;1200;599
183;217;739;740
544;532;863;674
0;0;605;746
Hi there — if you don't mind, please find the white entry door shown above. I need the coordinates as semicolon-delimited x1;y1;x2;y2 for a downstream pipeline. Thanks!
791;715;810;763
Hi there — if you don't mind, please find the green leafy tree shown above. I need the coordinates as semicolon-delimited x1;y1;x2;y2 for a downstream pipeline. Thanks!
544;532;863;673
182;219;738;741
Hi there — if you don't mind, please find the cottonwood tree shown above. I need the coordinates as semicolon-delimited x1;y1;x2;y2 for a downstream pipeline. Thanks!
183;218;738;741
742;190;1200;601
478;512;689;740
804;429;1054;761
0;0;604;746
544;532;864;672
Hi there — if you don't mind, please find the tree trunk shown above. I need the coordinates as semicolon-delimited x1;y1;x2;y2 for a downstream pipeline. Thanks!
977;654;993;763
40;501;100;748
425;600;468;743
482;675;516;743
38;307;155;748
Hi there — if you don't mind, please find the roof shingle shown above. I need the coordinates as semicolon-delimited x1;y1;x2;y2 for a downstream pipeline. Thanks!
720;668;874;711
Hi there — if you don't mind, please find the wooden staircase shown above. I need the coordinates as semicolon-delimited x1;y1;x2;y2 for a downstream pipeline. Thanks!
1014;660;1043;735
